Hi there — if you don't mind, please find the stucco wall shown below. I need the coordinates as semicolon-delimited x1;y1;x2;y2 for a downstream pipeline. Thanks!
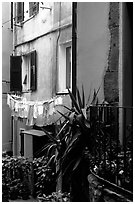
15;2;72;102
2;2;13;151
77;2;110;104
13;3;72;156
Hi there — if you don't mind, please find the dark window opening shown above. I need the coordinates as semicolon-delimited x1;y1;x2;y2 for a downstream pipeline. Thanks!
20;132;24;156
29;2;39;17
16;2;24;23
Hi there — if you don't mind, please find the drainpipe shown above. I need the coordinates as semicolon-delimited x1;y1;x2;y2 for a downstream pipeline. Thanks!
12;2;16;55
56;2;62;192
55;2;61;94
72;2;77;99
119;2;123;145
12;3;17;156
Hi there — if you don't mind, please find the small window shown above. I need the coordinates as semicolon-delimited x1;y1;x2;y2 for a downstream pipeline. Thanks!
16;2;24;23
22;51;37;92
58;42;72;93
29;2;39;17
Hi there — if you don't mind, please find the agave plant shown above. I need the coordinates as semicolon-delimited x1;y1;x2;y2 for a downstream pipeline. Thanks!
40;86;101;201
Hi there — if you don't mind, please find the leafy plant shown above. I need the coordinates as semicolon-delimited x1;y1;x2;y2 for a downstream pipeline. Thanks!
37;191;70;202
33;156;56;197
40;86;101;201
2;155;31;201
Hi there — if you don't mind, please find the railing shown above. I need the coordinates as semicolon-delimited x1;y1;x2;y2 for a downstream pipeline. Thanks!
87;105;133;192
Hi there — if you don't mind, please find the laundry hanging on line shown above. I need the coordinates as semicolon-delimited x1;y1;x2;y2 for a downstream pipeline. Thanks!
7;94;63;126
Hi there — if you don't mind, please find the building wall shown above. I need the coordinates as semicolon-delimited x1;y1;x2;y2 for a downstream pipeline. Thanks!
2;2;13;152
104;3;119;104
14;2;72;101
77;2;110;104
13;2;72;156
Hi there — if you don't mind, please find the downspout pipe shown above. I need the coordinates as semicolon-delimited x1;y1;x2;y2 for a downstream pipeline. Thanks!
72;2;77;99
12;2;16;55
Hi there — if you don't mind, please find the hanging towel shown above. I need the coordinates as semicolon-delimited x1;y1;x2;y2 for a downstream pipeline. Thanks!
26;105;34;126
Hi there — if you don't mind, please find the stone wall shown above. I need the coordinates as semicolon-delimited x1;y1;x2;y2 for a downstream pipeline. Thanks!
104;3;119;104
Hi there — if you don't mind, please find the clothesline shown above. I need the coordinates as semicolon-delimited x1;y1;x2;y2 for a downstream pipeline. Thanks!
7;94;64;127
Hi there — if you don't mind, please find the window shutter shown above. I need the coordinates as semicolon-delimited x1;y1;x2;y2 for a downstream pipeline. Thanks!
11;2;13;29
10;56;22;92
17;2;24;23
30;51;37;91
66;46;71;89
29;2;39;17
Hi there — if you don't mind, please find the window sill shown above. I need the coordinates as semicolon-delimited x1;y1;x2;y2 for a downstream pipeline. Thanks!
56;88;72;95
18;12;39;26
22;90;32;93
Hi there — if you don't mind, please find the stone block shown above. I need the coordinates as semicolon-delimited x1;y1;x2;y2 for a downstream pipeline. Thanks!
109;2;119;29
104;71;119;103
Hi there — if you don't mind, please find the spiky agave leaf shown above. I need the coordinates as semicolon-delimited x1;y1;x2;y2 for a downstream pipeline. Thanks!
68;88;81;114
62;130;81;160
76;87;83;109
82;85;85;108
46;155;56;167
91;85;101;105
42;128;60;146
72;156;82;171
91;89;97;105
86;84;92;107
57;110;70;121
35;142;54;157
56;121;69;140
47;143;57;157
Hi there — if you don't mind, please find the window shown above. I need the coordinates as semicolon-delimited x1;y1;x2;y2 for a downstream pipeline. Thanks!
29;2;39;17
16;2;24;23
58;42;72;93
22;51;37;92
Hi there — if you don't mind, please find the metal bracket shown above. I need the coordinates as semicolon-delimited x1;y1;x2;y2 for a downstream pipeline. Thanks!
14;24;22;28
40;6;52;10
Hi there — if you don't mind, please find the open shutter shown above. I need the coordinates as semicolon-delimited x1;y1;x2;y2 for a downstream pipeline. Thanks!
29;2;39;17
10;56;22;92
30;51;37;91
17;2;24;23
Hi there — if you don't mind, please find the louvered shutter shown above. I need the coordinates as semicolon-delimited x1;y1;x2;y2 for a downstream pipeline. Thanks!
17;2;24;23
10;56;22;92
29;2;39;17
30;51;37;91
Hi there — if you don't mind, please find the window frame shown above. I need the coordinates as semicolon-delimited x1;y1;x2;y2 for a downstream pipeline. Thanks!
22;51;37;92
57;41;72;94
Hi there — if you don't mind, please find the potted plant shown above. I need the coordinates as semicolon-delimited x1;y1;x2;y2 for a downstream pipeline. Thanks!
33;156;56;198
